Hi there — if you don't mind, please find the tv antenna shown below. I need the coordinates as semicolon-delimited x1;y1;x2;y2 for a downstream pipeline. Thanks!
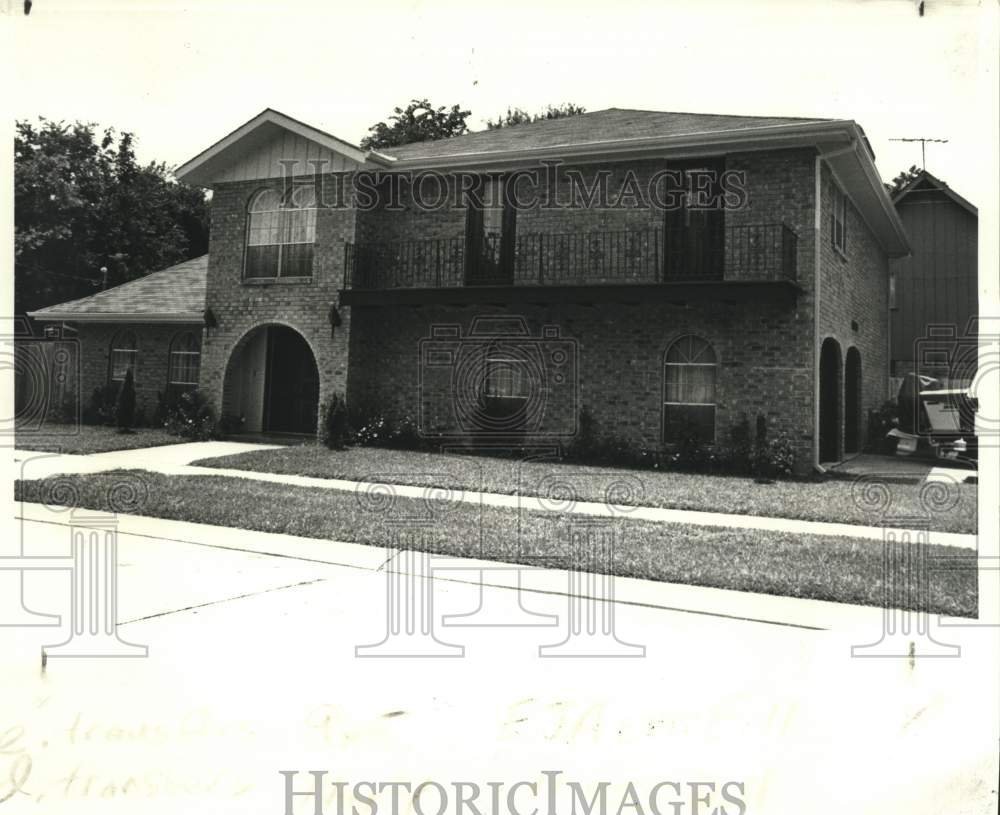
888;137;949;170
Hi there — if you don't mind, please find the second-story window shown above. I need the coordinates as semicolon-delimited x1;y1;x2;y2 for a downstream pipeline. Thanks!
245;185;317;279
831;182;848;255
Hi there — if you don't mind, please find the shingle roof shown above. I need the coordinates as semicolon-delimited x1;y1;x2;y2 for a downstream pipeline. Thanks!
892;169;977;216
30;255;208;322
380;108;833;161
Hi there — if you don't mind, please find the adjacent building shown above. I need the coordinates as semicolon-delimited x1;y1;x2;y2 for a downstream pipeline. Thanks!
889;169;978;388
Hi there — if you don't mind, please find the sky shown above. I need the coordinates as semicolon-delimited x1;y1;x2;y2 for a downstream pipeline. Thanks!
2;0;998;209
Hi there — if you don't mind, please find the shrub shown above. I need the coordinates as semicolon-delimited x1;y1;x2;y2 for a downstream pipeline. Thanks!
353;412;389;447
566;407;600;461
84;383;120;426
319;394;351;450
115;368;137;432
749;434;797;480
162;389;217;441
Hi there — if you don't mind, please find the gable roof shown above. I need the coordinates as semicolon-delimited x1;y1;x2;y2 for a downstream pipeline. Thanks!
380;108;834;161
892;169;977;217
28;255;208;323
175;109;394;186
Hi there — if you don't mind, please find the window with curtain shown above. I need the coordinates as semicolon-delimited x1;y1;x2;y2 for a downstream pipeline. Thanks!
663;335;717;442
167;331;201;393
109;330;137;382
245;184;317;279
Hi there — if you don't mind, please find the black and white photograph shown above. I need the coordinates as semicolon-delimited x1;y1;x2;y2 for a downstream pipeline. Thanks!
1;1;998;812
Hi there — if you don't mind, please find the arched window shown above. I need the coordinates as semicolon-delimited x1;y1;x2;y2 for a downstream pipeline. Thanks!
245;184;317;279
167;331;201;395
109;330;137;382
663;335;717;442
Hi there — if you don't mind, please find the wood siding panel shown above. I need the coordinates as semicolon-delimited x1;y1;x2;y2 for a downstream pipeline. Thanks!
890;190;978;373
216;132;361;183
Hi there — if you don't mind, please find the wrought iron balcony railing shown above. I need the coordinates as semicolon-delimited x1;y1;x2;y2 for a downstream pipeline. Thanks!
344;223;797;290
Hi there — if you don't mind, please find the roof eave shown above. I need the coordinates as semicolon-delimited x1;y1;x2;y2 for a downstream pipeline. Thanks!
821;123;911;257
27;312;204;324
382;119;853;170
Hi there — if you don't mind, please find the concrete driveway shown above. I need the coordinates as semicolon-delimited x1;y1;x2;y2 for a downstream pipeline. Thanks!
2;505;996;815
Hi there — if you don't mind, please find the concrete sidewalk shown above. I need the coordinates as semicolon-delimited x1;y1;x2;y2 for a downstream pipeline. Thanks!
15;442;979;550
3;504;996;815
12;499;902;632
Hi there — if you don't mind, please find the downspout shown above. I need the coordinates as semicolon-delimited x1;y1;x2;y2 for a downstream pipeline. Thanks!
813;154;823;470
813;137;857;471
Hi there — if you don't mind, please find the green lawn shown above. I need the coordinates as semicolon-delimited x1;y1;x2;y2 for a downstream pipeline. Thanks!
15;470;978;617
193;444;978;534
14;423;185;454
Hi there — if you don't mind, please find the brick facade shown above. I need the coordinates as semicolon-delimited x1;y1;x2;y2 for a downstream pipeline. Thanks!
59;143;886;473
74;322;203;423
198;175;355;427
817;163;891;460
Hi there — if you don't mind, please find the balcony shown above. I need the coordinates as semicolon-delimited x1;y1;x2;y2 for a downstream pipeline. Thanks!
341;223;799;305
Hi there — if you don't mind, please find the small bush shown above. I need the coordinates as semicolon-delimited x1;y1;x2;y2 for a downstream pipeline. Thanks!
115;368;137;432
750;434;797;480
319;394;351;450
354;412;388;447
162;389;217;441
566;407;600;461
84;383;120;426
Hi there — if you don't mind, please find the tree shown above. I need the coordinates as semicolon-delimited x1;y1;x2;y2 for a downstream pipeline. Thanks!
885;165;923;197
360;99;471;150
115;367;136;433
15;119;210;315
486;103;587;130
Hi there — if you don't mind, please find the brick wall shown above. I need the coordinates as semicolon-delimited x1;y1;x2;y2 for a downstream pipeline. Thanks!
348;298;815;466
817;163;890;459
74;322;202;422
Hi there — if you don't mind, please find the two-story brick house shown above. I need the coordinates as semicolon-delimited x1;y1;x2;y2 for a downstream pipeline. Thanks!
30;107;910;469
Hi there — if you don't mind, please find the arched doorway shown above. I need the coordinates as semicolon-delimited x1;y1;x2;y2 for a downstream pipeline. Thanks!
223;324;319;435
844;347;862;454
819;338;842;463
